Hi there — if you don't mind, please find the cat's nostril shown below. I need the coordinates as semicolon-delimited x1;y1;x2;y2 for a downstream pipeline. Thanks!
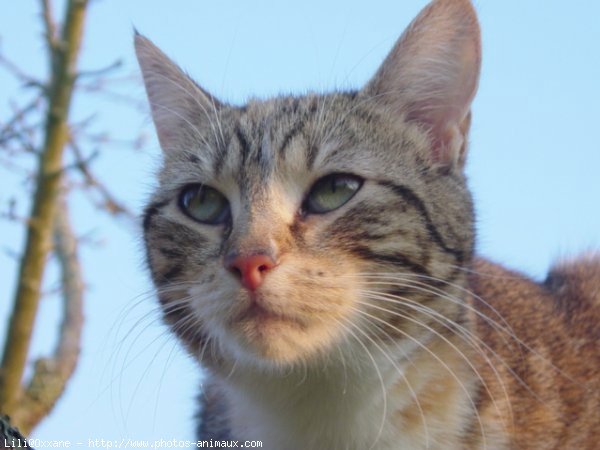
226;254;276;291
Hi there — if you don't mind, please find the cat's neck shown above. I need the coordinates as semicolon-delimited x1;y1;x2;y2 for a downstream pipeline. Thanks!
217;330;482;450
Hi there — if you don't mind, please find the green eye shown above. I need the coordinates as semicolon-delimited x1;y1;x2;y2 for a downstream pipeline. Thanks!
304;174;363;214
179;184;230;224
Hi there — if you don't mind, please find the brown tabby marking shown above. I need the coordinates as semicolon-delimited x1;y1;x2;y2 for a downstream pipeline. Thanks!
466;257;600;448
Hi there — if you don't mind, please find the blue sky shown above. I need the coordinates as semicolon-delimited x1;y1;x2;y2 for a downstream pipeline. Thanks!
1;0;599;447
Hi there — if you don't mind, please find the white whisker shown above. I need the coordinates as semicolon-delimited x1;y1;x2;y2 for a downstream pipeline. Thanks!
332;316;388;450
351;300;488;448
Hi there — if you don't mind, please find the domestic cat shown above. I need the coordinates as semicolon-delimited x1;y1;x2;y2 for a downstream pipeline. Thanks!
135;0;600;448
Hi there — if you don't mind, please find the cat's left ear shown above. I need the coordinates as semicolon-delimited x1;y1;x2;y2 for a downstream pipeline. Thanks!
134;32;223;154
363;0;481;168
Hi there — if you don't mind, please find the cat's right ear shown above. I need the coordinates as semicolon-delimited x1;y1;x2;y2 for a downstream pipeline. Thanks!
134;32;222;153
363;0;481;168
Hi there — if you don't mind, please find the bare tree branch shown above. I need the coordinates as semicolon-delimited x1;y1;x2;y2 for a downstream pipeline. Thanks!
77;58;122;79
1;0;146;432
10;196;84;434
0;0;89;424
41;0;59;52
70;140;134;219
0;53;45;91
0;96;44;147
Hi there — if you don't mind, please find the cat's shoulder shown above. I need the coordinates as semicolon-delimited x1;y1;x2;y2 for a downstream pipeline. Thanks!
471;253;599;301
469;253;600;332
468;254;600;448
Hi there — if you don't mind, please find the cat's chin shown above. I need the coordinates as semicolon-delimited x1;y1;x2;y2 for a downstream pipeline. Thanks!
227;305;335;366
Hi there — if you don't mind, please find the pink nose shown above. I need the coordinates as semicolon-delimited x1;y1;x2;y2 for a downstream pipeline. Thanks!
227;254;276;291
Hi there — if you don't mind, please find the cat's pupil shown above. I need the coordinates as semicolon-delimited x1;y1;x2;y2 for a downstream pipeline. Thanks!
330;177;337;193
179;184;230;225
304;173;363;215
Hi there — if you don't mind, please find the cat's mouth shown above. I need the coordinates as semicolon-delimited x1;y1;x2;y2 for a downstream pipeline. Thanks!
224;298;318;363
234;303;305;329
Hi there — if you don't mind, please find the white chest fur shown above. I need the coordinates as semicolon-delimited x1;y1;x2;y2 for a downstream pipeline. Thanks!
221;340;480;450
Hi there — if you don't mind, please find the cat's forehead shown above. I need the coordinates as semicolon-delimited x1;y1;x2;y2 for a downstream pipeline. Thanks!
161;91;424;195
231;95;348;171
238;92;355;160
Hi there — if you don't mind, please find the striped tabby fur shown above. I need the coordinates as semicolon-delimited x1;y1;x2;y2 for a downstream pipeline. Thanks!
135;0;600;448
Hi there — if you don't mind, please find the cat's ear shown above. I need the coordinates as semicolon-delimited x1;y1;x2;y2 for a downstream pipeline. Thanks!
134;32;222;153
363;0;481;167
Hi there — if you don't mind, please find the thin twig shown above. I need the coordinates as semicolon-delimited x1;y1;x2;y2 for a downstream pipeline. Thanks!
77;58;122;79
41;0;59;51
69;140;134;219
0;96;44;146
0;53;44;90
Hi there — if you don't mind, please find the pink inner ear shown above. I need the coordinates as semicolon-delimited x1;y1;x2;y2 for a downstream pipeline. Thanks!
364;0;481;167
408;64;478;166
425;118;469;167
413;37;480;165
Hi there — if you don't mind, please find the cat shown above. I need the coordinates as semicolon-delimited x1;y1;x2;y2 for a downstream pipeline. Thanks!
134;0;600;448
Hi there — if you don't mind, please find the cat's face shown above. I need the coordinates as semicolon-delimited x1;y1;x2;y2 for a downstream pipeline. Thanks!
137;0;480;370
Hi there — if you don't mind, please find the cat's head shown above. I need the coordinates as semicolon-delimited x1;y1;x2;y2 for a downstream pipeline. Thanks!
136;0;480;370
